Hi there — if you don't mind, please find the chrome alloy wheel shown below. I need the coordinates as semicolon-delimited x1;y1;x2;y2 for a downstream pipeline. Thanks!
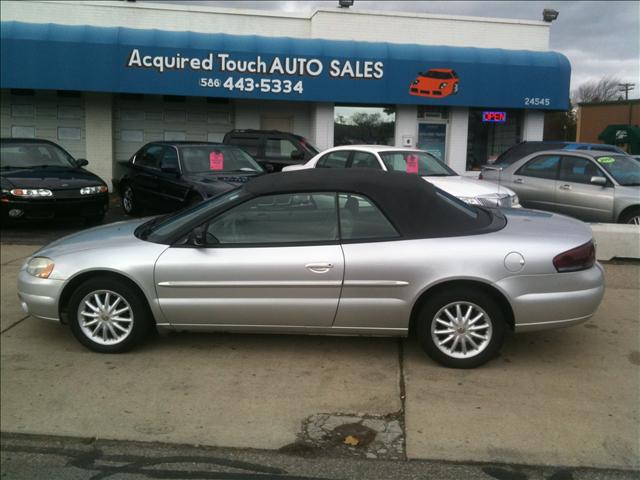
431;301;493;359
628;215;640;226
122;186;134;213
78;290;134;346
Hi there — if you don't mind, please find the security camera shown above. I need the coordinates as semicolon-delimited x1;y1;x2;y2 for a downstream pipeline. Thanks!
542;9;559;22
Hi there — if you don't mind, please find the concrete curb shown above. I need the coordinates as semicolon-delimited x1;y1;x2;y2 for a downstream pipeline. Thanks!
590;223;640;261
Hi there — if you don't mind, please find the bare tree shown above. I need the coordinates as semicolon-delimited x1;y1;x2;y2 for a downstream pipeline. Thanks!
573;76;623;103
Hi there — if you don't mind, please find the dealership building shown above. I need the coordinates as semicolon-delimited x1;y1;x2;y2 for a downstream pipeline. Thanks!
1;0;570;188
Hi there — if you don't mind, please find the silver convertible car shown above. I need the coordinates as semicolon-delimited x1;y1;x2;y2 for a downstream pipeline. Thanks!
17;170;605;368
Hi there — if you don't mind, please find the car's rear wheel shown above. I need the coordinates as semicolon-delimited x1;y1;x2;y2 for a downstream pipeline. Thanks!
121;184;139;216
620;208;640;226
416;288;506;368
68;277;153;353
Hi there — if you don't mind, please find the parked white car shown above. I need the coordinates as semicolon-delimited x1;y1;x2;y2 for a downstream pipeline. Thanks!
282;145;520;208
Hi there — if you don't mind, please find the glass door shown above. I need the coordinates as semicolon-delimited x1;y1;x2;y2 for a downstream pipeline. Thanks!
417;123;447;161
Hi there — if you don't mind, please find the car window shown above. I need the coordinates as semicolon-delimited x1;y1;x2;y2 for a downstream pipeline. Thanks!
206;192;338;244
317;151;351;168
264;138;298;159
227;136;261;156
136;145;163;169
517;155;560;180
559;156;601;184
349;151;381;170
594;155;640;186
379;151;456;176
338;193;399;241
0;142;76;169
161;146;179;171
495;143;565;166
178;146;262;173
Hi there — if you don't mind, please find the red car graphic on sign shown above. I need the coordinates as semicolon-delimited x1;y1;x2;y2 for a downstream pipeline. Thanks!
409;68;459;98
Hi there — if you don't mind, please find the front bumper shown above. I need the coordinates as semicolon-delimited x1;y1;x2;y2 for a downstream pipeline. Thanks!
17;268;64;321
498;263;605;332
1;194;108;220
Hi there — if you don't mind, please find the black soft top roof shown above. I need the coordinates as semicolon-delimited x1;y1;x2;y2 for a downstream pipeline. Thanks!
244;169;500;238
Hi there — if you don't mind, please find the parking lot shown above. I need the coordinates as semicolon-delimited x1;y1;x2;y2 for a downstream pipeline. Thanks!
1;214;638;472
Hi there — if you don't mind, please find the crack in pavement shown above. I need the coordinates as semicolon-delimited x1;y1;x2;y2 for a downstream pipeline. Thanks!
1;314;30;335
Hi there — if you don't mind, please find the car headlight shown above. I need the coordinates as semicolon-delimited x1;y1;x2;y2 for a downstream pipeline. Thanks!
439;82;447;89
459;196;483;205
511;195;520;207
80;185;108;195
10;189;53;197
26;257;55;278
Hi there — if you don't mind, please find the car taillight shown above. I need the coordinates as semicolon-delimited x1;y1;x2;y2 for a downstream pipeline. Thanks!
553;241;596;273
478;172;484;180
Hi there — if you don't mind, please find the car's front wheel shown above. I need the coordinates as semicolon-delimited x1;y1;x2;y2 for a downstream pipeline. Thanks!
620;208;640;226
68;277;153;353
416;288;506;368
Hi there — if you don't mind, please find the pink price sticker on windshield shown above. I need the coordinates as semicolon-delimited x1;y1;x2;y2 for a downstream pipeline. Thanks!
209;151;224;170
406;154;419;174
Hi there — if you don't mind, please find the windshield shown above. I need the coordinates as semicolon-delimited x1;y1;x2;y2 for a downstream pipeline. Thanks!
596;155;640;186
421;71;451;79
1;142;77;169
379;151;457;176
178;146;263;174
297;136;319;155
143;189;244;242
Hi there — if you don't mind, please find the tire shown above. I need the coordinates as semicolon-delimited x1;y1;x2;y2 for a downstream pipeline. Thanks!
120;184;139;216
619;208;640;226
416;287;506;368
68;276;153;353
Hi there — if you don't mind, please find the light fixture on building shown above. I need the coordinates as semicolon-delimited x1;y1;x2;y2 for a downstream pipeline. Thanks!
338;0;354;8
542;9;559;22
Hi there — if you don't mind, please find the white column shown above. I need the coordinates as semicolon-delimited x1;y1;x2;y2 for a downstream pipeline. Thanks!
84;92;114;190
446;107;469;173
310;102;334;150
522;110;545;141
394;104;417;147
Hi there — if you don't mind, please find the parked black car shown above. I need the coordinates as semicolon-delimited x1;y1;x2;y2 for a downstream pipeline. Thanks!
490;141;626;167
1;138;109;223
118;142;264;216
223;129;319;171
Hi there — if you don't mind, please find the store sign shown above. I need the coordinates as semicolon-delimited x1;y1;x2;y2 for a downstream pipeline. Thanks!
482;111;507;123
1;21;571;110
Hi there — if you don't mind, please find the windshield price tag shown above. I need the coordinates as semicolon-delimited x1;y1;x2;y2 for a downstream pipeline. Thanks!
210;151;224;170
406;154;419;174
597;156;616;164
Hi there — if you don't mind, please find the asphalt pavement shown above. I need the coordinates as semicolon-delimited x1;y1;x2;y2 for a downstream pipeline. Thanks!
1;221;639;477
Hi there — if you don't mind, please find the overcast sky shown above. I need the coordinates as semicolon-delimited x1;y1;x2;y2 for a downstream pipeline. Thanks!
149;0;639;99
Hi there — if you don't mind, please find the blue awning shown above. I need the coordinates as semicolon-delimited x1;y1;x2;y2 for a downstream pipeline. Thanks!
1;21;571;110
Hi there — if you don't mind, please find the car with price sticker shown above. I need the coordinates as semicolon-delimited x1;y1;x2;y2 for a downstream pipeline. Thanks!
118;141;264;216
283;145;520;208
481;150;640;224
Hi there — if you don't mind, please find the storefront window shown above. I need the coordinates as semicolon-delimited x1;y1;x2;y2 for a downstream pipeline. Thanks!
466;109;522;170
334;106;395;146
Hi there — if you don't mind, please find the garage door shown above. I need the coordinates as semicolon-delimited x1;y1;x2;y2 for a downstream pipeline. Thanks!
0;89;86;160
113;95;233;178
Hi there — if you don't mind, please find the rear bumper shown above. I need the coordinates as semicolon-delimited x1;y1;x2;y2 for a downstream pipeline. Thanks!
497;263;605;332
1;194;108;220
17;268;64;322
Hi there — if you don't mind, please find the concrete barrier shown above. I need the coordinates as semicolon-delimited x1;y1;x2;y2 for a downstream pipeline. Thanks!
590;223;640;261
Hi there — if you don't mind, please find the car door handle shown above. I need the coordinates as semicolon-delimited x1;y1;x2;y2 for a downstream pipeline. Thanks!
305;263;334;273
559;184;572;191
513;178;524;184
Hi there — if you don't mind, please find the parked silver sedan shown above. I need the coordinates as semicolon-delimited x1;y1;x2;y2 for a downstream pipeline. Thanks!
17;170;604;368
482;150;640;224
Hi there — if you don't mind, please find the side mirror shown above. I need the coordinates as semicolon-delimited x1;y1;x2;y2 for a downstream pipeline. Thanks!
187;228;206;247
590;176;607;186
290;150;305;161
77;158;89;167
160;160;179;174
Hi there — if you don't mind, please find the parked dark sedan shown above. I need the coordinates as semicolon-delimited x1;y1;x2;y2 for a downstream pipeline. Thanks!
1;138;108;223
118;142;264;215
